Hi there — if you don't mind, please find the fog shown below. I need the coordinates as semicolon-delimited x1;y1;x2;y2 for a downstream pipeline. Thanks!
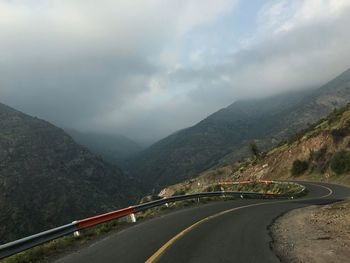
1;0;350;144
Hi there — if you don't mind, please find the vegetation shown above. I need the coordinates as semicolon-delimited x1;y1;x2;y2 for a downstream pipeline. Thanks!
248;140;261;159
211;181;305;197
308;147;329;173
291;160;309;176
329;150;350;175
331;126;350;144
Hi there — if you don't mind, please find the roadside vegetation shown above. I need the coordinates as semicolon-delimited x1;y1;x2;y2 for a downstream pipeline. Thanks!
205;181;306;197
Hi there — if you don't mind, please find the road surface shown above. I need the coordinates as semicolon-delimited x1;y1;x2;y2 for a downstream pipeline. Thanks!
55;182;350;263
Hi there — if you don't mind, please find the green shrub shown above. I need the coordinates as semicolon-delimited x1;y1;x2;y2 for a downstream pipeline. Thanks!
291;160;308;176
329;150;350;174
331;127;349;144
205;185;222;192
247;140;261;159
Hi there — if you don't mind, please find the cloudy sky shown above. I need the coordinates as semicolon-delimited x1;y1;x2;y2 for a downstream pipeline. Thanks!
1;0;350;144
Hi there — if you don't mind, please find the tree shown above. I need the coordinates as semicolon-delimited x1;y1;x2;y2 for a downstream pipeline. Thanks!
291;159;308;176
329;150;350;174
248;140;260;159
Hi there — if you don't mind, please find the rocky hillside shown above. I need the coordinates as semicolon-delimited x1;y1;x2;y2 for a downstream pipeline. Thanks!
126;68;350;191
0;103;139;243
160;103;350;196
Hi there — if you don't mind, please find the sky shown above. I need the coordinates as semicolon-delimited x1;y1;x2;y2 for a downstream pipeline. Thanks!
1;0;350;144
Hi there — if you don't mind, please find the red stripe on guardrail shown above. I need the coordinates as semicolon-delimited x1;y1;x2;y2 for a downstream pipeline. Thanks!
263;193;277;198
219;180;275;185
77;206;136;229
257;180;273;183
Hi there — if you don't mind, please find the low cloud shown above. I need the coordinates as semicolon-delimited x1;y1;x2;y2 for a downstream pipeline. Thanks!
0;0;349;143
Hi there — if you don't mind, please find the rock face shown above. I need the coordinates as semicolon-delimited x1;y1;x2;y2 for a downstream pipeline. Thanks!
126;68;350;191
0;103;138;243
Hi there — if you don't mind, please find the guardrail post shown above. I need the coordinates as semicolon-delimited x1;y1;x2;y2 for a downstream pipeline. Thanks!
130;213;137;223
165;203;169;207
221;190;226;198
73;231;80;237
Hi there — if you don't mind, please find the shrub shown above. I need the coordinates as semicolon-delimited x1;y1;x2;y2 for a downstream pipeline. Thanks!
291;160;308;176
331;127;349;144
329;150;350;174
206;184;222;192
309;146;327;161
248;140;260;158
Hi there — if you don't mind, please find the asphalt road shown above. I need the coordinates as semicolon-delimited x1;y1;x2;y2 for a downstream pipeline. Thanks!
55;182;350;263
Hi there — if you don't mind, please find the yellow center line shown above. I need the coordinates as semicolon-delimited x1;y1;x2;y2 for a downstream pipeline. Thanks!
145;183;333;263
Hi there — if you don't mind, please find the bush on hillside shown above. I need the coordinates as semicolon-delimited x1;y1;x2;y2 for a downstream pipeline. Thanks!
329;150;350;175
291;160;308;176
309;146;327;162
247;140;261;159
331;127;349;144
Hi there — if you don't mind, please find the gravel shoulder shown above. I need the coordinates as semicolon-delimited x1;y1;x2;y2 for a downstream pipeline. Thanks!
271;200;350;263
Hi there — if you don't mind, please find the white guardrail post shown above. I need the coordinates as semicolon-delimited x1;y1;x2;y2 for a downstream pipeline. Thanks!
129;213;137;223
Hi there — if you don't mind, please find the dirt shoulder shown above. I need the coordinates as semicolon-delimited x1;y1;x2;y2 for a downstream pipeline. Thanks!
271;200;350;263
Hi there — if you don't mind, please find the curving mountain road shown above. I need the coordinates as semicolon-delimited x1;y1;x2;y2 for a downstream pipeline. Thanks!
55;182;350;263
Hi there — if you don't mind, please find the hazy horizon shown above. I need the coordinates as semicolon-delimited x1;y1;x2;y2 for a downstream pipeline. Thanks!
1;0;350;143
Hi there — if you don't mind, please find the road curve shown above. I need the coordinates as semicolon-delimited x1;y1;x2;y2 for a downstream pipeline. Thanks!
55;182;350;263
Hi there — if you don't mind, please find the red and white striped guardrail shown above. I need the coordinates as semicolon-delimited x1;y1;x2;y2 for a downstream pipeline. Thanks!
218;179;274;185
0;180;305;259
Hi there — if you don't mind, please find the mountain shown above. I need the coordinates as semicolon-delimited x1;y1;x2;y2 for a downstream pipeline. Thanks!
160;102;350;196
66;129;142;166
0;103;139;243
126;68;350;191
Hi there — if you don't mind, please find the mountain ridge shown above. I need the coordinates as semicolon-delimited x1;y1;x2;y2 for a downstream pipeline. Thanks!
126;68;350;191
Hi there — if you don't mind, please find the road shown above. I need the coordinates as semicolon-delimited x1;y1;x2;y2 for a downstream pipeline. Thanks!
55;182;350;263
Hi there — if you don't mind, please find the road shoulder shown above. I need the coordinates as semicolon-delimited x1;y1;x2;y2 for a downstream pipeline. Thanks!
271;200;350;263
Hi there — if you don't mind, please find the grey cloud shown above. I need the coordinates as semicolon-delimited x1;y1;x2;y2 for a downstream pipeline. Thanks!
1;1;350;144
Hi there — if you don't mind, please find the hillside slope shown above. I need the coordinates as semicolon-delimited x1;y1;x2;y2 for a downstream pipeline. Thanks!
126;68;350;191
66;129;143;165
160;103;350;196
0;103;139;243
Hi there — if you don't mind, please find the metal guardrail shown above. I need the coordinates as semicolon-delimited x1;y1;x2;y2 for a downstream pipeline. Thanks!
0;181;304;259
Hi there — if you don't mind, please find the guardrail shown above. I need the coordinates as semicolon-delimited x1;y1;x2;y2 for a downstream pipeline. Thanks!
0;180;304;259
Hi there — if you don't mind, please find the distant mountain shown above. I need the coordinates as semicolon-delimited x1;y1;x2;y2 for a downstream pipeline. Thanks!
0;103;139;243
66;129;142;166
126;68;350;191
